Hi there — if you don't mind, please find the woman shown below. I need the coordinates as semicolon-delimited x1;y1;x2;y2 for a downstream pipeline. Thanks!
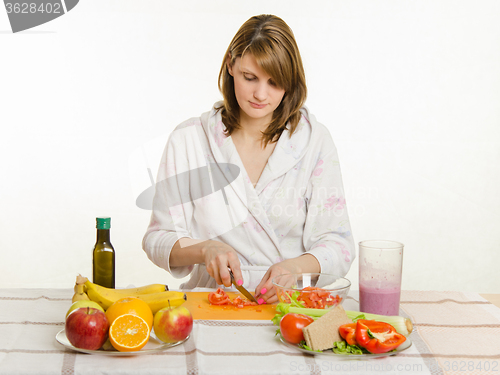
143;14;354;304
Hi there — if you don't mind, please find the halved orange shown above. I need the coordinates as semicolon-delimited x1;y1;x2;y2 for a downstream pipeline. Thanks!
109;314;150;352
106;297;154;331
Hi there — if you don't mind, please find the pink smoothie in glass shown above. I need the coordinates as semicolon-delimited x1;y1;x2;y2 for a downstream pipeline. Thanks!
359;284;401;316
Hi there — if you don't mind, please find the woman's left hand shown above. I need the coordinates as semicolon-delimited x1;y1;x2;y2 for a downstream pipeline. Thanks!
254;254;320;304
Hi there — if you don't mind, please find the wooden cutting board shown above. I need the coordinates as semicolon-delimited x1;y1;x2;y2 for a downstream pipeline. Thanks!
183;292;277;321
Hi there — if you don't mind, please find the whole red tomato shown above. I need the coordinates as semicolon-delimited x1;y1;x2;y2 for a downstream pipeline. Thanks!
279;313;314;344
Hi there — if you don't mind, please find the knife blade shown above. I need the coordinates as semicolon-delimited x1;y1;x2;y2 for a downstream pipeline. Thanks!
228;270;259;304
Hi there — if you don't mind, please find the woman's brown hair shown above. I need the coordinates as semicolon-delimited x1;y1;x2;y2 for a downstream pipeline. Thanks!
217;14;307;146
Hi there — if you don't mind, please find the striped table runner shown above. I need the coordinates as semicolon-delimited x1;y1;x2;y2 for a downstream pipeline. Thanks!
398;291;500;375
0;288;499;374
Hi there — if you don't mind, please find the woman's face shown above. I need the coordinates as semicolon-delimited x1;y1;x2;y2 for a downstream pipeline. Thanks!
228;53;286;127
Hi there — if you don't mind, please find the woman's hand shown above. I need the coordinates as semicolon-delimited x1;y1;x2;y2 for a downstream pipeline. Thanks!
202;240;243;288
254;254;320;304
169;238;243;288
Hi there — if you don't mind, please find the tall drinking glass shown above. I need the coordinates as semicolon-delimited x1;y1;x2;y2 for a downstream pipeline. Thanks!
359;240;404;316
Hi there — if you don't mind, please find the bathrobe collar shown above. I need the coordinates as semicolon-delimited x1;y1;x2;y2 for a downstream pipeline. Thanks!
200;103;313;254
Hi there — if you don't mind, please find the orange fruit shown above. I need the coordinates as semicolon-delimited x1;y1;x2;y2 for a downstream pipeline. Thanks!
105;297;154;331
109;314;150;352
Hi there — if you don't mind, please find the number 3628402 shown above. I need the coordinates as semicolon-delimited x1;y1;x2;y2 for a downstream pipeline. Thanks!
443;361;498;372
5;3;62;14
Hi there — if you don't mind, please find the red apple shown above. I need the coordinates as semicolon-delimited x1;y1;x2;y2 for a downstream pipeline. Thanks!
65;307;109;350
153;306;193;343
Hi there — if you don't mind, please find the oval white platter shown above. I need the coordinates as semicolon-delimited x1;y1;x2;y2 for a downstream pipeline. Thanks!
56;329;188;356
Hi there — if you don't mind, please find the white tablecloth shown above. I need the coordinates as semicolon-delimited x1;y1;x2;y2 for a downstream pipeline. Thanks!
1;288;499;374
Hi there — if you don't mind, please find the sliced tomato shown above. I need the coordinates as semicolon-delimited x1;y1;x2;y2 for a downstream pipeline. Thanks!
280;291;292;304
232;296;244;308
208;288;231;305
208;288;258;307
296;287;343;309
299;293;314;308
231;295;258;306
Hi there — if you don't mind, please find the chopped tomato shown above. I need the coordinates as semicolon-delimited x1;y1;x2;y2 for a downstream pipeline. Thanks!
281;286;343;309
208;288;231;305
208;288;258;307
232;296;245;308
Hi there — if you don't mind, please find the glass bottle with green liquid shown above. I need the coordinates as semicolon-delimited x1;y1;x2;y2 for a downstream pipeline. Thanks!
92;217;115;288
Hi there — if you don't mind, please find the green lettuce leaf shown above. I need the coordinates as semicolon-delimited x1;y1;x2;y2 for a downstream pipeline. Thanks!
332;341;369;355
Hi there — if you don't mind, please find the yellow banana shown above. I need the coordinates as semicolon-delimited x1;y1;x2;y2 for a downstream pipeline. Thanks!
114;283;168;295
72;283;90;303
84;279;186;312
83;278;167;297
85;281;122;310
136;291;187;314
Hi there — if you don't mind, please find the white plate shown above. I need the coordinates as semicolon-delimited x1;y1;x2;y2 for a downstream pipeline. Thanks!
56;329;188;356
279;336;412;359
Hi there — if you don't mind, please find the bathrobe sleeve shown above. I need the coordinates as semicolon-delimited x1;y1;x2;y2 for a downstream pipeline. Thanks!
142;120;199;279
301;126;355;277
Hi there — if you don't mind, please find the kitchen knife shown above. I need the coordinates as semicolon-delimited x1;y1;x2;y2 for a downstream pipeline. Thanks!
229;270;259;304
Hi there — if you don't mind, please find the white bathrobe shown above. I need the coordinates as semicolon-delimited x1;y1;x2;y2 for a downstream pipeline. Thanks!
142;103;355;290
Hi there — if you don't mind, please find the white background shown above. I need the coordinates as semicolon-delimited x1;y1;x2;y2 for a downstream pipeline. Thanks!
1;0;499;293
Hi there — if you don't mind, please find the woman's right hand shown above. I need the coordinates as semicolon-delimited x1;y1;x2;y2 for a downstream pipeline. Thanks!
202;240;242;287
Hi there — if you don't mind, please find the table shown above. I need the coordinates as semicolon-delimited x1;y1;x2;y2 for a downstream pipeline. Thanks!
480;294;500;309
1;289;499;375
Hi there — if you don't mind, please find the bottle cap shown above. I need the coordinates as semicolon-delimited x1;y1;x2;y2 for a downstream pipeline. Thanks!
96;217;111;229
